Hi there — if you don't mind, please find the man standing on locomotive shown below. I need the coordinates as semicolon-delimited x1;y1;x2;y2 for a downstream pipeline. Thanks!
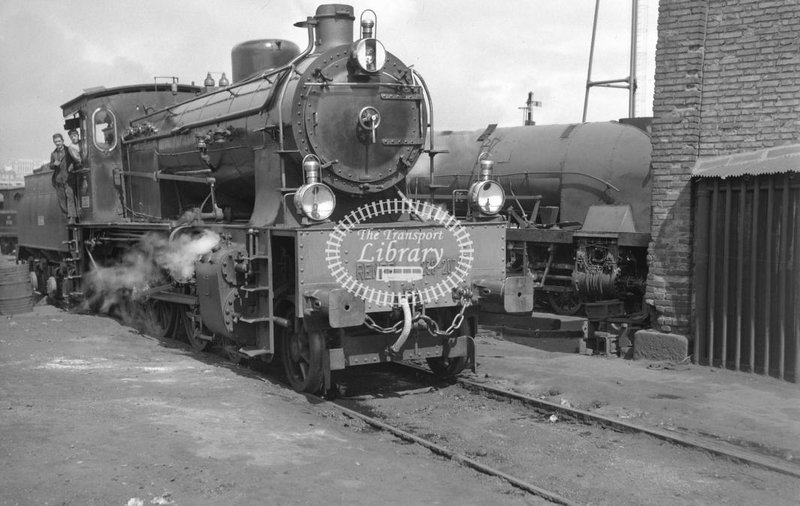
49;132;80;223
68;129;82;161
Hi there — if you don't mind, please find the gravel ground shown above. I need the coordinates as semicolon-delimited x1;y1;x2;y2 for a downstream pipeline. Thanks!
0;304;547;506
334;365;800;505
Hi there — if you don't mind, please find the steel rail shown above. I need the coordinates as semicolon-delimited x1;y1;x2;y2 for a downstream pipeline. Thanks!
241;359;572;503
325;397;577;505
452;376;800;480
391;362;800;479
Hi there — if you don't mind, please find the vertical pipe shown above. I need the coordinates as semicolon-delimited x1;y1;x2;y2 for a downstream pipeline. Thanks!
582;0;601;122
749;177;759;373
628;0;638;118
694;181;712;365
764;177;774;376
410;69;437;204
720;179;732;369
778;175;789;379
735;178;745;371
708;179;719;367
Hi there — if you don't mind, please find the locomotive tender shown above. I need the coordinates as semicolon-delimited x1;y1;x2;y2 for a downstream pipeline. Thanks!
17;4;531;393
409;120;652;317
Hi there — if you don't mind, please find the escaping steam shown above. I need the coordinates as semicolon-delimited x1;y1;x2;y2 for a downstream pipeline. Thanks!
156;231;221;282
83;230;220;314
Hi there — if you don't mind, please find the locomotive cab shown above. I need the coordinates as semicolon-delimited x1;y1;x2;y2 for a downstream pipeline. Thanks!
59;84;202;224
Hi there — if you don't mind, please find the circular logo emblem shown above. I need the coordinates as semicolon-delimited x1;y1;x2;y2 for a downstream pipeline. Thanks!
326;198;474;306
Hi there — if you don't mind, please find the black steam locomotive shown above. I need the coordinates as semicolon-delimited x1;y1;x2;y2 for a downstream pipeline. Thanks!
17;4;530;393
409;120;653;318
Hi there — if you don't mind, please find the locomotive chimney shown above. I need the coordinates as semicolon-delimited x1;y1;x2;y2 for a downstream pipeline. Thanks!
313;4;355;52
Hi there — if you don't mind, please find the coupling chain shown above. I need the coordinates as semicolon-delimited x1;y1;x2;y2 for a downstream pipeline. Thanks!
363;297;470;337
418;298;469;337
363;314;405;334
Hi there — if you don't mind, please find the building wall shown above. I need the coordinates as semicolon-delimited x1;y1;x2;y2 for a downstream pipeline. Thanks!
649;0;800;335
12;159;46;178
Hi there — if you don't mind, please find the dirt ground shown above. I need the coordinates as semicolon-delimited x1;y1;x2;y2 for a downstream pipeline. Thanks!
2;247;798;504
0;304;547;506
473;331;800;464
338;370;800;505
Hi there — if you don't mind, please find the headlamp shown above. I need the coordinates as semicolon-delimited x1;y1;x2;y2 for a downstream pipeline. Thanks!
352;38;386;73
295;155;335;221
468;156;504;216
352;10;385;73
468;180;505;216
294;183;336;221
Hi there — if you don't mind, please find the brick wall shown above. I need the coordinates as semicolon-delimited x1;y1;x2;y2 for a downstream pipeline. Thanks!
701;0;800;150
648;0;800;335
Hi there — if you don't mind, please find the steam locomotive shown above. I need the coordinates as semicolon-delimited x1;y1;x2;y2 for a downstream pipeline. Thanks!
409;120;652;318
16;4;531;393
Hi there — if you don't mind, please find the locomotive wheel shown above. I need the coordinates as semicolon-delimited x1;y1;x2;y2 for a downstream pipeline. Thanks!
145;301;176;338
280;316;324;394
426;308;468;379
178;309;210;352
547;291;583;316
115;295;136;321
426;356;467;378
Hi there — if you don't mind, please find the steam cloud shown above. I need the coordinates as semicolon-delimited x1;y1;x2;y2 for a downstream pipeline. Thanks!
83;230;220;314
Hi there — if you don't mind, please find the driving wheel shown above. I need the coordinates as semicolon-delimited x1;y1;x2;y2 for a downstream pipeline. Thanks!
280;315;324;394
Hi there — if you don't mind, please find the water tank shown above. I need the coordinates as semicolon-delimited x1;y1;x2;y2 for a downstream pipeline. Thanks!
231;39;300;83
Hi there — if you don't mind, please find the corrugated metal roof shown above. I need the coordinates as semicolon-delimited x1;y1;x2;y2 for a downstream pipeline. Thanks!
692;143;800;178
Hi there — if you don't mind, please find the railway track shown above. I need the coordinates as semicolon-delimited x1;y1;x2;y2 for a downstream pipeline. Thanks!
128;320;800;504
308;361;800;504
324;394;576;506
390;362;800;480
149;321;799;504
452;372;800;480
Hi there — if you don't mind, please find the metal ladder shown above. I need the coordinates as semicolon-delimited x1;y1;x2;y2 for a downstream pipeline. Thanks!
237;229;276;358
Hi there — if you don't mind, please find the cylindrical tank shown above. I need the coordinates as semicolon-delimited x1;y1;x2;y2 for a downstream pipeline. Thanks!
231;39;300;83
411;122;652;233
0;262;34;315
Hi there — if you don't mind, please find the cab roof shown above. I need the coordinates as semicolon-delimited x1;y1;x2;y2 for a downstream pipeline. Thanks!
60;83;202;112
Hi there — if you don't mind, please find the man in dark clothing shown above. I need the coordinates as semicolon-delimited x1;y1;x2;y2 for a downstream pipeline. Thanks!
50;132;80;223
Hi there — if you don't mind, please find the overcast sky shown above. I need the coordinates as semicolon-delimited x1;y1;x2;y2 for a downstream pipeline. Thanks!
0;0;657;165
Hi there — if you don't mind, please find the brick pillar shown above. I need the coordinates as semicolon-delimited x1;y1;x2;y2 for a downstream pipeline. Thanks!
646;0;708;335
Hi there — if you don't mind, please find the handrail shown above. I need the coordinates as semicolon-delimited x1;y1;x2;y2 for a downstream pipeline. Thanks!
420;170;620;193
411;68;438;203
114;169;216;185
124;17;318;147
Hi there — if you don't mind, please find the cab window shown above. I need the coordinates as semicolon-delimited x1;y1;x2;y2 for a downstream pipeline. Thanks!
92;107;117;152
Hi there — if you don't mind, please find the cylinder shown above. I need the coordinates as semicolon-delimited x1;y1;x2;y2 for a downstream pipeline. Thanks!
0;263;34;315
